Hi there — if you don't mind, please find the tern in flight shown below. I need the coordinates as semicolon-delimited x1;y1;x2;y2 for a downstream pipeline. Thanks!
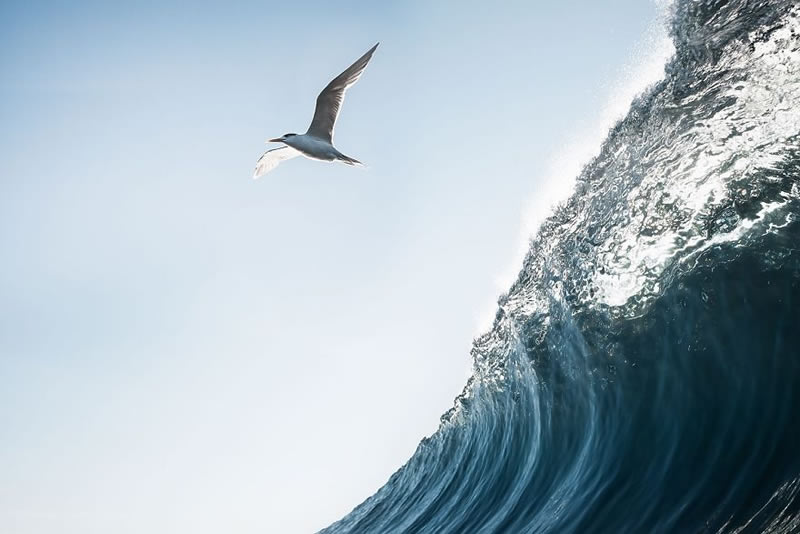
253;42;379;179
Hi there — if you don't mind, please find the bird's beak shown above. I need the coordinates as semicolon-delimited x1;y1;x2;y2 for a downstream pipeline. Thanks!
268;137;283;143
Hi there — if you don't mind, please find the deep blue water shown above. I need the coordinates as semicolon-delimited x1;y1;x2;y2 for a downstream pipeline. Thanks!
322;1;800;532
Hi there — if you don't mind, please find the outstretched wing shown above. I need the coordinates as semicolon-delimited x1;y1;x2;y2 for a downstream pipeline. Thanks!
306;42;379;142
253;146;301;179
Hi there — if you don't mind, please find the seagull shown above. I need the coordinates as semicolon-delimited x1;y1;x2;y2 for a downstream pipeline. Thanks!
253;42;379;179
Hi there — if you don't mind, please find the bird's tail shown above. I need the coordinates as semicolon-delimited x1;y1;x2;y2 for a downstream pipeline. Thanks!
338;154;363;166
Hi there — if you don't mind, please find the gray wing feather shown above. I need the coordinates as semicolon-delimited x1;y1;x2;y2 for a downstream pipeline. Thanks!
253;146;301;179
306;43;379;142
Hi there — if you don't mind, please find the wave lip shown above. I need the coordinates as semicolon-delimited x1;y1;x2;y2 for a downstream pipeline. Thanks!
323;1;800;533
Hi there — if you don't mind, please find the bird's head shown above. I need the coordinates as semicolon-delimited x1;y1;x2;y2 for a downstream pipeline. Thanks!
268;133;297;143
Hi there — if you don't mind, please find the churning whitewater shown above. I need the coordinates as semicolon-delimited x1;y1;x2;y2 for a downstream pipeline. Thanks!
323;1;800;532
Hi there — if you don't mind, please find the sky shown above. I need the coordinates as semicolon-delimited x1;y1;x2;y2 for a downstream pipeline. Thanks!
0;1;671;532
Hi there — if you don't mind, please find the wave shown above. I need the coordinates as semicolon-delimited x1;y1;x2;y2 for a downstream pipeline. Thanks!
322;1;800;532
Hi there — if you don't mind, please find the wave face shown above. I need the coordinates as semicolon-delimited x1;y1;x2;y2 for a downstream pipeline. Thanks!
322;1;800;532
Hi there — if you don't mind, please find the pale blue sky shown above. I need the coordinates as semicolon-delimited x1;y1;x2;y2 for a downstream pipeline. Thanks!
1;1;669;532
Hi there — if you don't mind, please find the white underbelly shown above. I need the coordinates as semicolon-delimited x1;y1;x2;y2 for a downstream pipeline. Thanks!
286;135;337;161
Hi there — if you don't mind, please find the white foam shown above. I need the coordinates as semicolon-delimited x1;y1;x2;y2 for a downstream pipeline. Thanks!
476;1;676;333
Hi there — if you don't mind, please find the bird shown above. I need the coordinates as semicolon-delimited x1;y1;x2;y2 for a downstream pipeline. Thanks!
253;42;379;179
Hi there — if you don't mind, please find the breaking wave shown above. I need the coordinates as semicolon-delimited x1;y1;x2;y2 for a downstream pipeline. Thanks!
323;2;800;532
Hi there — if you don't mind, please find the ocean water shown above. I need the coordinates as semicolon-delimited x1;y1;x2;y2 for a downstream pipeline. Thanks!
322;1;800;532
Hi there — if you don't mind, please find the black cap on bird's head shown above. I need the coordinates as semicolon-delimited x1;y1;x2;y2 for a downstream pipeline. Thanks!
269;133;297;143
